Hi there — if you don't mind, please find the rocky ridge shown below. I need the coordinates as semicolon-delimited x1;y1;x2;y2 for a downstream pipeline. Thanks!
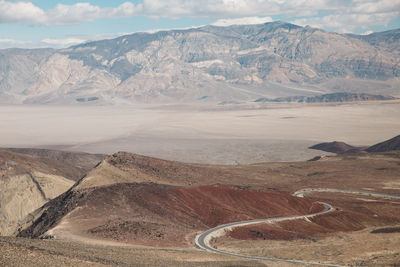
0;22;399;104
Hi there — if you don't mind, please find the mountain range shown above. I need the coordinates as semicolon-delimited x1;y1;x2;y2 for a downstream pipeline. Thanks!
1;21;399;105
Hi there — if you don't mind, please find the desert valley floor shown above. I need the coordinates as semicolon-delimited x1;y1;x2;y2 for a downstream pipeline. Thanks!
1;101;400;163
0;101;399;266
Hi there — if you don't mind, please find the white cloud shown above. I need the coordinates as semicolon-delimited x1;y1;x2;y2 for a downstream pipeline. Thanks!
297;0;400;33
361;30;374;35
0;0;398;34
212;16;273;26
0;0;335;26
352;0;400;14
0;1;141;26
41;38;87;46
46;2;141;26
0;34;130;49
139;0;334;18
0;38;34;49
0;38;31;45
0;0;45;24
292;11;399;33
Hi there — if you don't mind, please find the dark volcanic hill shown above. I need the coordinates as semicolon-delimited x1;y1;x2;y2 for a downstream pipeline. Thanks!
255;92;397;103
366;135;400;152
309;141;359;154
1;22;399;104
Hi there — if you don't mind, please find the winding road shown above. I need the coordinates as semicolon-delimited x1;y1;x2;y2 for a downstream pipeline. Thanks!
195;188;400;267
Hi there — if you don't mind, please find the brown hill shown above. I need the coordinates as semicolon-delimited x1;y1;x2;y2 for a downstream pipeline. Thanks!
366;135;400;152
73;151;270;189
18;183;322;247
15;150;400;251
3;148;105;181
18;151;326;246
309;141;359;154
0;148;104;236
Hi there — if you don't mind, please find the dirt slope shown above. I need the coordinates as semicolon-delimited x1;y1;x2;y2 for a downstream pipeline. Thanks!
4;147;400;266
17;150;400;247
18;183;321;247
3;148;105;181
366;134;400;152
0;236;268;267
0;149;104;236
75;151;236;189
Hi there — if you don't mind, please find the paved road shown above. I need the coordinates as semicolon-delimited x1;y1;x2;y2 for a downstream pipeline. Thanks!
195;188;400;266
294;188;400;200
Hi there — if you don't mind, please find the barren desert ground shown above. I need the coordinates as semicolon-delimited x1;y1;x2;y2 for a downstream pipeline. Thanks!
2;149;400;266
1;101;399;164
1;101;400;267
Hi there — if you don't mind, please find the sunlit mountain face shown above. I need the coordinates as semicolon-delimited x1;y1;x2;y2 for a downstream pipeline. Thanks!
1;22;399;105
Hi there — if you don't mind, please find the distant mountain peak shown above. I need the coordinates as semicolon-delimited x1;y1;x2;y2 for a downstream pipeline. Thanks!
1;22;399;105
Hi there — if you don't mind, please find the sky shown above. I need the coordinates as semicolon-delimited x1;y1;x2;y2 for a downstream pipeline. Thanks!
0;0;399;49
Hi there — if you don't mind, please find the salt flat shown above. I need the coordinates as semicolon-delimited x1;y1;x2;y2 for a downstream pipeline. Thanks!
1;102;399;164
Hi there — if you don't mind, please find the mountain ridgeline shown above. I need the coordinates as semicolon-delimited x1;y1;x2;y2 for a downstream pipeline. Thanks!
1;22;399;104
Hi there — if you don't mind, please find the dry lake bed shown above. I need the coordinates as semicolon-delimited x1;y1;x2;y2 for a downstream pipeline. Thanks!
1;101;399;164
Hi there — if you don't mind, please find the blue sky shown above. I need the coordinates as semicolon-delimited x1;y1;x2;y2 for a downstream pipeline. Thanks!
0;0;399;49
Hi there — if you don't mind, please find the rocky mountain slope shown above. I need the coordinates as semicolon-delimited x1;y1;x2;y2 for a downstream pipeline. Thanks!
347;28;400;55
0;149;104;236
1;22;399;104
